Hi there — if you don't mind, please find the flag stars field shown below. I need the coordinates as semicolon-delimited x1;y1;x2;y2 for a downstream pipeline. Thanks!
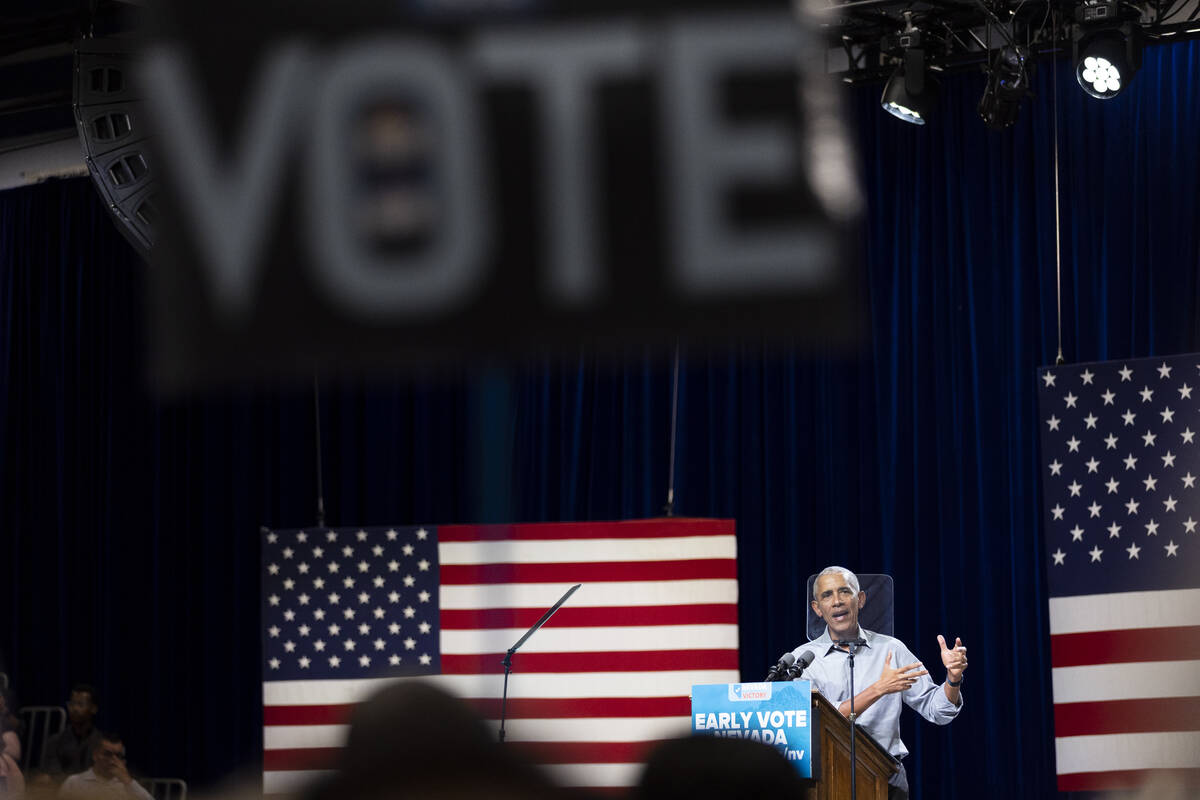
1039;359;1200;570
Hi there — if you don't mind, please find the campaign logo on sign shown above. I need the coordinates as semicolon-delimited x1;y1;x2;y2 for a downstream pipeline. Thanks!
729;682;772;702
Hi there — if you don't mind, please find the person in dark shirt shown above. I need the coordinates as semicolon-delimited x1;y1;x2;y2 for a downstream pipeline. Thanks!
43;685;102;777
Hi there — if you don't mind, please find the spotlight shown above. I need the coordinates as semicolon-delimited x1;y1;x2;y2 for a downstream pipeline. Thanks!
880;50;939;125
978;45;1031;130
1073;14;1140;99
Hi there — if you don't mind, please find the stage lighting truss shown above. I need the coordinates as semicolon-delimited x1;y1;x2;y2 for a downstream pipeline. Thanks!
824;0;1195;125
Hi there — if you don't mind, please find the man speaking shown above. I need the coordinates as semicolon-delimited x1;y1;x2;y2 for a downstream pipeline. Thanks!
793;566;968;799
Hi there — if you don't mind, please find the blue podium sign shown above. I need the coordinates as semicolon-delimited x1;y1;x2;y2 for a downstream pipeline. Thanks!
691;681;814;778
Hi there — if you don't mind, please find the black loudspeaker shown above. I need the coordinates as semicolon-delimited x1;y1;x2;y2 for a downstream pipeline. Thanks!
74;38;155;259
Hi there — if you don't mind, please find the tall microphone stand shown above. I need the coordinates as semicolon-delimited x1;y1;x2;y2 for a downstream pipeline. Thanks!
836;638;866;800
498;583;582;743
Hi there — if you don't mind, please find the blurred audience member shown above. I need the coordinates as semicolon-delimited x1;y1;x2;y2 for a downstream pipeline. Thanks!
634;736;807;800
26;770;59;800
0;687;20;765
306;681;568;800
44;685;102;777
0;734;24;797
58;733;151;800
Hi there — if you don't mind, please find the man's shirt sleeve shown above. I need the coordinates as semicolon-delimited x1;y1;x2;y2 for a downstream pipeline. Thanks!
897;642;962;724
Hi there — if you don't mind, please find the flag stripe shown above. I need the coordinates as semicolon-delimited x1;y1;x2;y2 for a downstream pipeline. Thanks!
1050;626;1200;667
1057;768;1200;791
1054;731;1200;774
437;520;736;542
439;559;737;584
470;696;693;719
1048;589;1200;634
262;742;667;771
543;763;643;788
441;624;738;654
266;717;690;749
439;579;738;609
440;604;738;629
263;695;693;726
440;536;736;564
265;705;352;726
265;670;737;703
1053;697;1200;736
265;725;347;749
514;741;660;765
1050;659;1200;703
264;747;340;771
441;649;739;674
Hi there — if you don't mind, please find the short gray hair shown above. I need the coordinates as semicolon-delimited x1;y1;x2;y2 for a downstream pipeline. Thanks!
812;566;860;600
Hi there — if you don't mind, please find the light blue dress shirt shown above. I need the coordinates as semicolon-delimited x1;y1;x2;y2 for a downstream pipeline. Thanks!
792;627;961;791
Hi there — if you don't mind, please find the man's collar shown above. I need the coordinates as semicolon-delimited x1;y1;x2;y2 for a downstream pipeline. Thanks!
818;627;875;654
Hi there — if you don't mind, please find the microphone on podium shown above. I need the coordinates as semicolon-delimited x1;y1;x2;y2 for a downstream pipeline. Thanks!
763;652;796;681
785;650;816;679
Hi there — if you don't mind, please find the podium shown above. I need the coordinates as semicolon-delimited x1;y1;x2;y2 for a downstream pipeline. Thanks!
805;690;897;800
691;683;897;800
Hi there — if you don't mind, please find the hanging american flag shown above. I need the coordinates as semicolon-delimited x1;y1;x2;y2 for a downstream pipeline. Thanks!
1037;356;1200;791
260;519;739;794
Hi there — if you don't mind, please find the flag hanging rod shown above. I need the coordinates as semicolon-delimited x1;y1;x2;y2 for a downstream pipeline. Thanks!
313;374;326;528
664;342;681;517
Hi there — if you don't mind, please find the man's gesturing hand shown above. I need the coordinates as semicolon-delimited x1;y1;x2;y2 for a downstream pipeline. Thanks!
874;650;929;695
938;634;968;681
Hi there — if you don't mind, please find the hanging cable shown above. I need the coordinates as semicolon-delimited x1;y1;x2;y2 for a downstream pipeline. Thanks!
1053;9;1065;366
664;342;681;517
313;374;327;528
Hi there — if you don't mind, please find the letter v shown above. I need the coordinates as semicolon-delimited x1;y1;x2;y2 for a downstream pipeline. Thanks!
141;43;312;318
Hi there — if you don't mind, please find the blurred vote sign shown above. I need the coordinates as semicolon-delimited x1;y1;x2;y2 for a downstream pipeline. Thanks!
692;680;814;778
141;0;863;389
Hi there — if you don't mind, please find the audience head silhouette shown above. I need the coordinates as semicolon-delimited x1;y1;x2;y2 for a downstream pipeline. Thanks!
635;736;806;800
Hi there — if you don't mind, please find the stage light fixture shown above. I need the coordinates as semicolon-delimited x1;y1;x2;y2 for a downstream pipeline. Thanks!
1073;8;1140;99
978;45;1031;130
880;50;938;125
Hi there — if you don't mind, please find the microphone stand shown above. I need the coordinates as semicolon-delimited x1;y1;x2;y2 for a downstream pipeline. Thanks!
836;637;866;800
498;583;582;743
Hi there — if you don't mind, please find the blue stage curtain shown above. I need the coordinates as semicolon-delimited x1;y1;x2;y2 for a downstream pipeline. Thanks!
2;40;1198;797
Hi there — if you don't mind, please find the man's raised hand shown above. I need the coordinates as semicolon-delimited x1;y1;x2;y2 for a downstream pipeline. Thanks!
938;634;968;681
875;650;929;695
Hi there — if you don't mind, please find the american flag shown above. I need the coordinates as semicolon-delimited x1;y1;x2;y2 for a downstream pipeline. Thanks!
260;519;739;793
1037;356;1200;791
